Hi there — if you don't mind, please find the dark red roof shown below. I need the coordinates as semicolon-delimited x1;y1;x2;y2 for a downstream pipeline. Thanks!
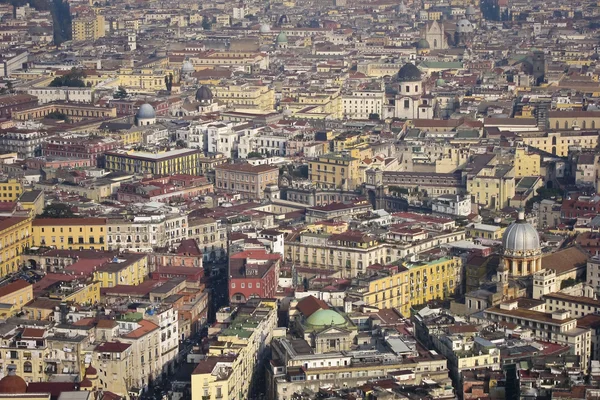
296;295;329;318
176;239;202;256
95;342;131;353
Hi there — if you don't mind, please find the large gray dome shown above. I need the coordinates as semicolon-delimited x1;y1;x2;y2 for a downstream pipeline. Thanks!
502;211;541;257
195;86;213;102
181;61;194;73
136;103;156;119
398;63;422;82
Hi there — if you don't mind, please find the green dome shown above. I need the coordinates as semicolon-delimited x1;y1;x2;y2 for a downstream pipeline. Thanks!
276;32;288;43
416;39;430;49
436;78;446;86
306;309;346;327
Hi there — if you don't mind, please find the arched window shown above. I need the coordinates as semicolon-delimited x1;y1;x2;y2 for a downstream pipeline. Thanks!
564;121;568;129
555;121;559;129
23;362;32;373
434;39;438;48
593;121;596;129
583;121;587;129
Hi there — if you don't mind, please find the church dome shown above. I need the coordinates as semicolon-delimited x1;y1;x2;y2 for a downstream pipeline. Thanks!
398;2;408;13
306;309;346;328
136;103;156;119
466;4;477;15
416;39;430;49
435;78;446;86
502;210;541;256
456;19;474;33
397;63;422;82
195;85;213;102
181;61;194;74
276;32;288;44
0;368;27;394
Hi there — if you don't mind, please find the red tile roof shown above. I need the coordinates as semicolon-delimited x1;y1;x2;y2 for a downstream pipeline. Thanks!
295;295;329;318
0;280;30;299
95;342;131;353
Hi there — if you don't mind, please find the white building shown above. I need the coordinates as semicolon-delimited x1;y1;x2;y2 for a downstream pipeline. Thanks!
432;194;471;217
175;122;205;150
26;87;93;104
395;63;434;120
342;88;385;120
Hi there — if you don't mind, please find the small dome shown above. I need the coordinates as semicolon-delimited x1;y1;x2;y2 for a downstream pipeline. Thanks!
456;19;474;33
181;61;194;73
398;2;408;13
136;103;156;119
306;309;346;328
195;85;213;102
276;32;288;43
259;23;271;34
0;368;27;394
466;4;476;15
502;211;541;256
416;39;430;49
80;378;93;388
278;14;289;25
397;63;422;82
435;78;446;86
85;365;97;376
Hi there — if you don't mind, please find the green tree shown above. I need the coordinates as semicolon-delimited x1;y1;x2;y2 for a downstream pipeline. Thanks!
247;151;263;159
45;111;68;121
176;139;187;148
368;113;380;120
113;86;127;99
40;203;75;218
201;16;212;30
49;68;86;87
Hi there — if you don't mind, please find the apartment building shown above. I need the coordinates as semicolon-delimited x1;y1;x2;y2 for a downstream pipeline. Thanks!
94;342;134;397
0;216;32;276
308;152;361;190
215;163;279;199
93;253;148;288
212;84;275;111
520;131;599;157
32;218;106;250
187;216;227;262
229;249;281;304
0;280;32;318
72;13;105;42
465;156;515;211
191;300;278;400
484;301;592;369
284;230;389;278
105;148;202;176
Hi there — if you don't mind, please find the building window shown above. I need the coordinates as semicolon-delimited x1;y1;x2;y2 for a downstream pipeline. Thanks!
404;99;410;109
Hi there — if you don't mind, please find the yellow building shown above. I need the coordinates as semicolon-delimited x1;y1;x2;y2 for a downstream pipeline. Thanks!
32;218;106;250
520;131;599;157
347;257;460;317
48;280;101;305
117;66;179;94
0;179;23;202
0;280;33;318
72;13;105;42
94;253;148;288
18;190;44;216
191;300;277;400
402;257;461;313
212;84;275;111
308;152;361;190
0;216;32;276
514;147;540;178
105;148;201;175
467;223;505;240
467;164;515;211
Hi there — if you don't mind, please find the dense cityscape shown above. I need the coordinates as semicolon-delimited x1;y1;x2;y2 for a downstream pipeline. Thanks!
0;0;595;399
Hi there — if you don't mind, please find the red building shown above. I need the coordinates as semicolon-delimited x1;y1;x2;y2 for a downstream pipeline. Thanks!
561;194;600;219
42;136;120;167
0;94;38;118
229;249;280;304
148;239;204;270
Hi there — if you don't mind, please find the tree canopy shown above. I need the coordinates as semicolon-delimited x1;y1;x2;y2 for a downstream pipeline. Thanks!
49;68;86;87
40;203;75;218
